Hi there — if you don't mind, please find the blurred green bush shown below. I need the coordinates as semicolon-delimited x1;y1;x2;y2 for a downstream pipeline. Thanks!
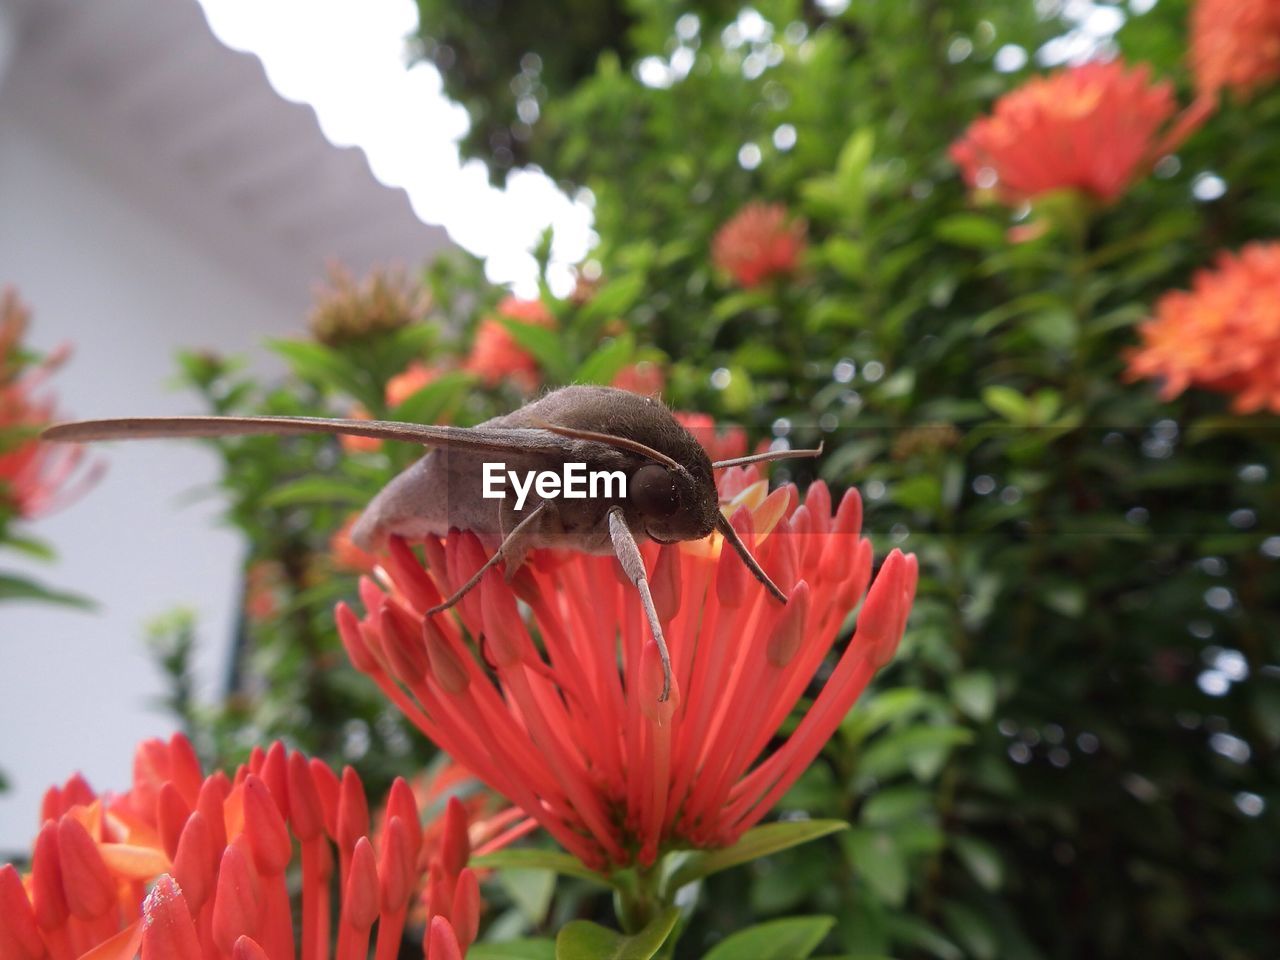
146;0;1280;957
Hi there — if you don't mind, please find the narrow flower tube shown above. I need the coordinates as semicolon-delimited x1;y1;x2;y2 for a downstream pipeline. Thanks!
343;468;916;869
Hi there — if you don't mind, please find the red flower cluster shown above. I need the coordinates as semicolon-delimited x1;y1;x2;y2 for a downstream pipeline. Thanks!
950;60;1209;205
337;468;916;870
611;361;665;397
464;297;556;391
0;288;96;519
0;735;526;960
1191;0;1280;99
1128;241;1280;413
673;411;750;463
712;203;807;288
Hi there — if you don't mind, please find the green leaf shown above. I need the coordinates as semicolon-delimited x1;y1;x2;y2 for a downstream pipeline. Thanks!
472;849;618;887
498;317;571;382
555;908;679;960
574;334;635;385
941;903;998;960
884;915;963;960
845;829;908;906
893;475;941;512
841;688;944;744
702;916;836;960
857;725;974;782
953;836;1004;892
981;386;1029;424
1;534;56;562
268;340;367;398
261;477;372;508
934;214;1005;249
391;370;475;425
667;820;848;893
0;574;95;610
860;786;933;826
949;671;997;722
498;868;556;925
824;238;868;280
577;274;646;328
710;290;772;322
469;939;557;960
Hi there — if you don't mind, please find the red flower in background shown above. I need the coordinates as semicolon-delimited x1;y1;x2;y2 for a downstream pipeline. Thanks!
0;735;527;960
950;60;1211;205
338;468;916;870
465;297;556;391
611;361;666;397
0;288;98;518
1128;241;1280;413
673;411;750;463
1191;0;1280;98
712;203;807;288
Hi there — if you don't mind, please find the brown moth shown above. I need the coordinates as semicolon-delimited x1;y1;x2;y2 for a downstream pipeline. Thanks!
43;385;820;700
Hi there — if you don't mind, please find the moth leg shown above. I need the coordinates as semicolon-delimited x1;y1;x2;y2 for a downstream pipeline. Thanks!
426;501;548;616
607;506;671;702
715;512;787;604
497;496;535;580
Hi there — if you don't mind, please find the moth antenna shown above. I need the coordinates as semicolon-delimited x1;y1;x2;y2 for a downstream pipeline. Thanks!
712;442;824;470
715;512;788;604
424;502;548;617
607;506;672;701
532;420;694;482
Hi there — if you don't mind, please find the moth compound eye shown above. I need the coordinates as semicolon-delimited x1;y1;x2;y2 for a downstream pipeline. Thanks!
631;464;679;518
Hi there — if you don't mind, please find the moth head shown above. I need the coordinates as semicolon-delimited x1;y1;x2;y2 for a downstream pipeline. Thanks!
629;458;719;545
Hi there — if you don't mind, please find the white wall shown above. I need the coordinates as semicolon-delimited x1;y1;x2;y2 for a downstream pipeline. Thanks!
0;109;304;853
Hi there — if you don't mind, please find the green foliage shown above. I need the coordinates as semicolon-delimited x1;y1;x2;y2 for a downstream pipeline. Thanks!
139;0;1280;957
556;908;680;960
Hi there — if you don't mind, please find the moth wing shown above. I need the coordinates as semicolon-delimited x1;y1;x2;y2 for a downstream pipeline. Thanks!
41;415;565;456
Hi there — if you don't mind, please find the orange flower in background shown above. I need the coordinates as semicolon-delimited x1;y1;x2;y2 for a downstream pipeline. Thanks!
243;560;283;622
950;60;1211;205
0;735;525;959
712;202;807;288
1191;0;1280;98
0;287;98;518
1128;241;1280;413
332;513;380;573
338;404;382;454
387;360;441;407
338;467;916;870
465;297;556;391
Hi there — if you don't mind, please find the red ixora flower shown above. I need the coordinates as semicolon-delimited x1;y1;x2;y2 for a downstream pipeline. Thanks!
0;288;98;518
338;467;917;870
464;297;556;391
949;59;1211;205
712;202;807;288
1128;241;1280;413
0;735;529;960
1191;0;1280;99
611;361;666;398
